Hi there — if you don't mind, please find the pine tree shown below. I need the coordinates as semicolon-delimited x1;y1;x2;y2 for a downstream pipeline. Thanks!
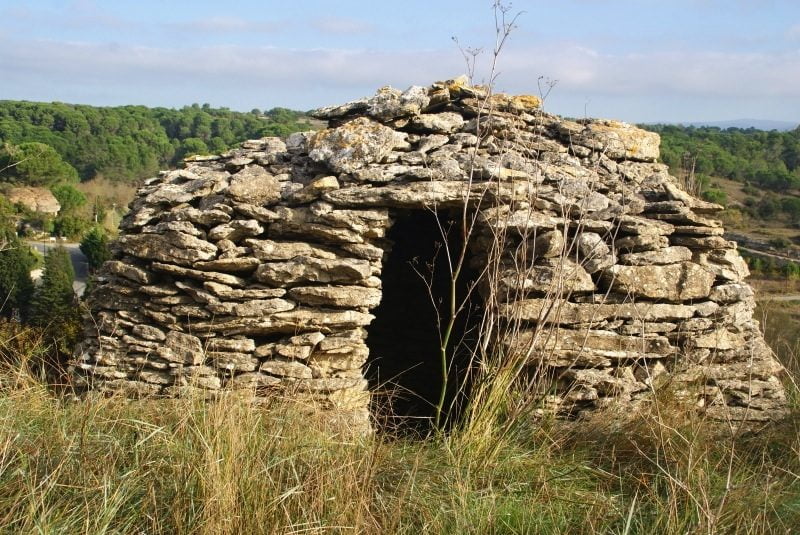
29;246;80;356
0;225;36;321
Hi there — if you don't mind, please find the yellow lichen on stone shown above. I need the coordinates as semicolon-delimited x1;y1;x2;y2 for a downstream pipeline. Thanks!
511;94;542;111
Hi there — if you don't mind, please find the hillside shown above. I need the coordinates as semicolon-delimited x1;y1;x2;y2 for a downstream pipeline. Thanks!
0;101;314;184
645;124;800;275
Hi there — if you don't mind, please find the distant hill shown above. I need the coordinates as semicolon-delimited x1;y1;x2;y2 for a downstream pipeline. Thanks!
674;119;798;132
0;101;313;183
643;123;800;192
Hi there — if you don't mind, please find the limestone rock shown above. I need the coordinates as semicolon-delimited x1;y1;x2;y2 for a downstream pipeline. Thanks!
366;85;430;121
504;299;696;324
255;257;372;286
145;171;229;205
161;331;204;365
532;230;565;258
226;165;281;205
619;246;692;266
203;282;286;300
500;258;595;295
709;283;754;304
576;232;615;273
207;298;295;317
601;262;715;301
571;120;660;162
246;239;337;261
117;232;217;266
151;262;246;287
261;359;313;379
208;352;259;372
288;286;382;308
194;257;261;273
105;260;153;284
410;112;465;133
208;219;264;242
132;324;166;342
206;337;256;353
308;117;407;174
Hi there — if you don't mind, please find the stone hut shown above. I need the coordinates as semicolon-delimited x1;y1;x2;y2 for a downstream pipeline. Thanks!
71;78;787;430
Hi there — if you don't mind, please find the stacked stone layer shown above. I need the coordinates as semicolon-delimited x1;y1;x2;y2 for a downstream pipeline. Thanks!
72;78;787;425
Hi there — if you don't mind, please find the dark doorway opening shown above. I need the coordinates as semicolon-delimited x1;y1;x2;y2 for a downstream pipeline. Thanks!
366;209;483;434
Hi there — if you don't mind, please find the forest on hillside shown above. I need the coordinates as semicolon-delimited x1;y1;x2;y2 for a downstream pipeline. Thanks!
0;101;313;185
646;124;800;192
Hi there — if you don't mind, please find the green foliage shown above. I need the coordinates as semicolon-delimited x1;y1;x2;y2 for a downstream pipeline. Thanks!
700;187;727;205
780;197;800;223
0;142;79;186
49;183;86;213
0;100;314;183
648;124;800;192
28;246;80;356
176;137;209;160
0;235;35;321
79;226;111;272
741;182;760;195
21;212;54;236
757;196;782;218
51;214;90;240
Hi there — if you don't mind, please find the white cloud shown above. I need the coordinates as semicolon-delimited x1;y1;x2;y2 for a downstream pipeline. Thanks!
0;36;798;120
496;44;800;99
168;16;286;34
310;16;375;35
787;23;800;41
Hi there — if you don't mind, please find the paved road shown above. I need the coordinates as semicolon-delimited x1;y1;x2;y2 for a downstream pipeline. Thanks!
27;240;88;296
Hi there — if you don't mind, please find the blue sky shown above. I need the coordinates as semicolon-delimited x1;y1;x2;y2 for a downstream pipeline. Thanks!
1;0;799;123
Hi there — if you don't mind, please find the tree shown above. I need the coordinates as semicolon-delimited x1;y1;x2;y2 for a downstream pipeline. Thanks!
53;215;90;239
0;142;79;186
0;234;36;321
176;137;209;160
50;183;87;213
29;246;80;356
80;226;111;272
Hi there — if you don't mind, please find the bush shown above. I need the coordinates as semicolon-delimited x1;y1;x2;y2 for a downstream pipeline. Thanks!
79;226;111;272
757;197;782;218
52;214;90;240
701;188;727;205
769;237;791;249
50;184;86;213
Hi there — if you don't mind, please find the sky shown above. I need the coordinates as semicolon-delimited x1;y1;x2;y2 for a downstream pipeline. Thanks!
1;0;799;123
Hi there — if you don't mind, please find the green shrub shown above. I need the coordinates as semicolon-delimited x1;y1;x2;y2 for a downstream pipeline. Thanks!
79;226;111;272
701;188;727;205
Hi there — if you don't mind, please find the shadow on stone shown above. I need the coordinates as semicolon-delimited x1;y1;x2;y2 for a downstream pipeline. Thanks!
366;209;482;435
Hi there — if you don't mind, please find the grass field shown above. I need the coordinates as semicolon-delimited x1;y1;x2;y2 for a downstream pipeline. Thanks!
1;277;799;534
0;326;798;534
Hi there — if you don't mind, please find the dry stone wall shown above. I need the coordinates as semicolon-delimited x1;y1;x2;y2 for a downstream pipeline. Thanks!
71;77;788;427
